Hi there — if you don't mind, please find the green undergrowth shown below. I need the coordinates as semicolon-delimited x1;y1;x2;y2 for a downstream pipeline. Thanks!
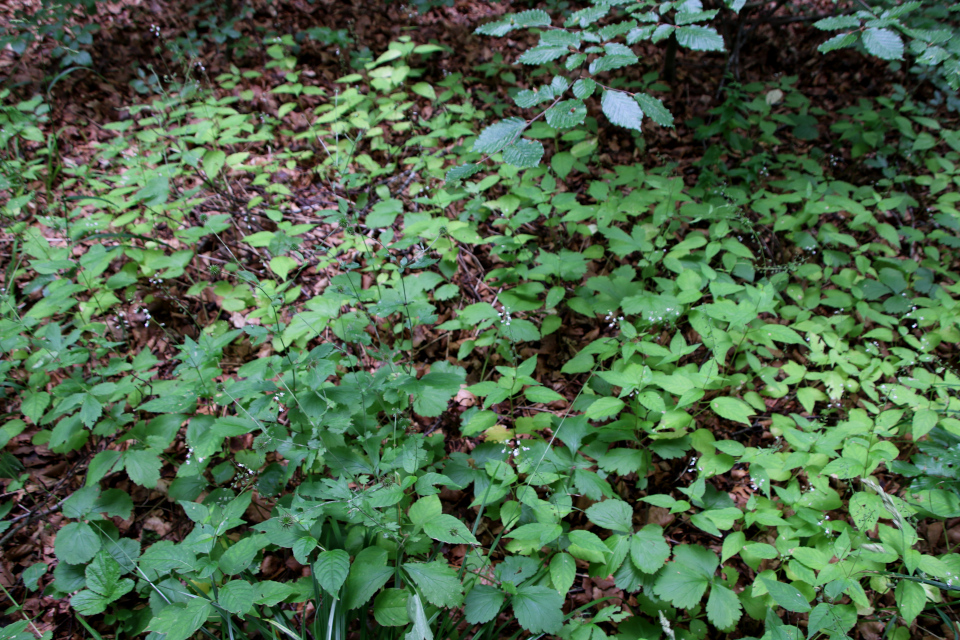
2;23;960;640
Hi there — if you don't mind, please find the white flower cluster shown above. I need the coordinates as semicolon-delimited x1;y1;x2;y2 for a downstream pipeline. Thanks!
500;439;530;458
603;312;623;328
150;24;161;37
498;309;512;326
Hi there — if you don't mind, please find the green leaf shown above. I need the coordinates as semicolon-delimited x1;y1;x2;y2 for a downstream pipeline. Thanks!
54;522;101;564
634;93;674;127
601;90;643;131
374;589;410;626
706;584;742;628
652;563;710;609
586;396;625;421
473;118;527;154
409;495;442;529
545;100;587;129
79;393;102;428
423;514;481;545
314;549;350;597
146;598;212;640
445;163;481;183
818;32;858;54
710;397;755;425
269;256;297;281
675;26;725;51
202;149;226;178
21;390;49;423
405;592;434;640
814;16;861;30
861;27;903;60
630;525;670;573
502;139;544;169
573;78;595;99
894;579;926;624
403;561;464;608
219;535;268;575
759;577;811;613
512;585;563;635
124;449;162;487
219;580;256;615
464;584;505;624
524;386;565;404
476;10;551;37
85;552;121;597
518;45;568;65
549;552;576;595
345;547;393;609
585;499;634;533
70;589;111;615
411;82;436;100
567;529;610;563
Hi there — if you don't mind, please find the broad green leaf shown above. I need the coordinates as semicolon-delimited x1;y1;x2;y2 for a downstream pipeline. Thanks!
567;529;610;563
411;82;436;100
124;449;162;487
219;535;268;575
861;27;903;60
464;584;506;624
374;588;410;626
545;100;587;129
502;139;544;169
21;390;49;424
403;561;463;608
710;397;755;425
675;26;725;51
473;118;527;154
634;93;674;127
218;580;256;615
146;598;212;640
405;592;433;640
818;32;858;54
518;45;568;65
345;547;393;609
409;495;442;530
759;577;811;613
585;396;625;421
269;256;297;281
601;90;643;131
512;585;563;634
585;499;634;533
894;580;925;624
445;163;481;183
202;149;226;178
549;552;576;595
814;16;861;30
573;78;596;99
652;562;710;608
314;549;350;597
55;522;101;565
423;514;480;545
706;584;742;628
70;589;111;616
85;552;121;596
630;525;670;573
475;10;551;37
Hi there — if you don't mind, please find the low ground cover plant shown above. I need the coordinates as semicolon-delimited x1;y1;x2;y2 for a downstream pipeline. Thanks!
1;1;960;639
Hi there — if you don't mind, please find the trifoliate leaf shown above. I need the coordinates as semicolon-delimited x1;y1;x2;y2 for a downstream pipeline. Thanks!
634;93;674;127
601;90;643;131
862;27;904;60
675;26;725;51
545;100;587;130
473;117;527;154
512;585;563;634
502;139;544;169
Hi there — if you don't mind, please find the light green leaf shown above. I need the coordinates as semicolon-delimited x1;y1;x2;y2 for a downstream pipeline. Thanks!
473;118;527;154
124;449;162;487
411;82;436;100
601;90;643;131
814;16;861;30
314;549;350;597
21;390;49;424
219;535;268;575
202;149;226;178
759;577;811;613
894;580;926;624
634;93;674;127
861;27;903;60
502;139;544;169
710;397;755;425
545;100;587;130
818;32;859;53
464;584;505;624
146;598;212;640
518;45;568;65
423;514;480;545
586;396;625;421
445;163;481;183
549;552;576;595
405;592;433;640
269;256;297;281
585;499;634;533
675;26;725;51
